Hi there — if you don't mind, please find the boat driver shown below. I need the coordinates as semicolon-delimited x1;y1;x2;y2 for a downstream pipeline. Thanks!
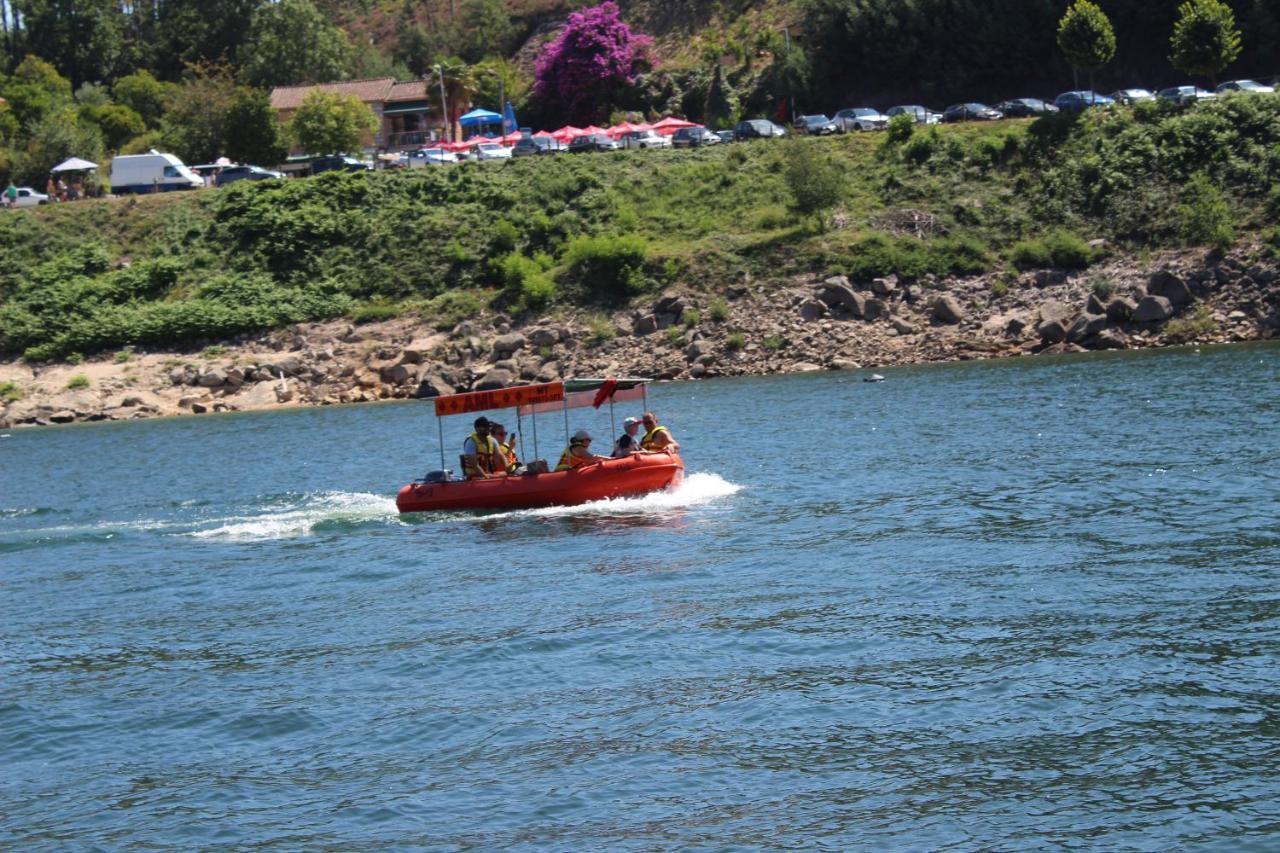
612;417;641;458
462;416;503;478
638;412;679;451
556;430;608;471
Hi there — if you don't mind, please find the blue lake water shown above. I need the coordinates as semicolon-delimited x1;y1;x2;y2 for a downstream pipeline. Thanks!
2;344;1278;848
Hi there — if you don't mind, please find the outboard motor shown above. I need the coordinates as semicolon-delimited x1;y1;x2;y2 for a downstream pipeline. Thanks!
418;470;454;484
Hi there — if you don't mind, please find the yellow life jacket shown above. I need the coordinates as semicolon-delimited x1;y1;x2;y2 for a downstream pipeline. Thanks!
556;439;590;471
640;425;672;451
464;432;499;476
499;441;518;472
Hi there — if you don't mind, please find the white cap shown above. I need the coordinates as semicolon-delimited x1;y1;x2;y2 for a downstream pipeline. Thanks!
573;429;592;441
623;417;640;428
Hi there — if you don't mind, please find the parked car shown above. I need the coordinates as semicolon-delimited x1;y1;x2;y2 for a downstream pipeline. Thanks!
620;129;672;150
109;151;203;193
1109;88;1155;105
215;165;283;187
1216;79;1275;95
715;130;736;143
834;108;888;132
943;103;1003;122
886;105;942;125
994;98;1058;117
190;164;220;182
568;133;620;153
511;136;565;157
6;186;48;207
733;119;787;139
474;142;513;161
671;126;721;148
407;147;459;166
794;114;840;135
1157;86;1216;105
310;155;371;174
1053;90;1116;111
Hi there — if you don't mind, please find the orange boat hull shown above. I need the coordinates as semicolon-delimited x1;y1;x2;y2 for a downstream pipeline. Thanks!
396;451;685;512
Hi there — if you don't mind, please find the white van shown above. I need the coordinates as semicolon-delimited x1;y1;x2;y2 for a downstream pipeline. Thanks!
109;151;203;194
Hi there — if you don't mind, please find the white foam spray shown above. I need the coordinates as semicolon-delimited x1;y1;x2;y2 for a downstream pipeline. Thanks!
189;491;399;542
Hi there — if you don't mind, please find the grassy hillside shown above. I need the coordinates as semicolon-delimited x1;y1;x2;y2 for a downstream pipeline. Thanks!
2;95;1278;361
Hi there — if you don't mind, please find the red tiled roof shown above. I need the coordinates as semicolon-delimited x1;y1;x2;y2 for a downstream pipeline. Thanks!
388;80;430;102
269;77;396;110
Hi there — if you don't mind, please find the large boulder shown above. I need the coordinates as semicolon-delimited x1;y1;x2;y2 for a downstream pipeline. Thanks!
473;367;515;391
492;332;526;357
817;277;866;317
1106;296;1138;322
931;295;965;325
381;363;415;385
1086;292;1107;315
1091;328;1129;350
685;339;715;362
633;314;658;336
399;338;435;364
1067;313;1107;343
1147;270;1191;306
798;298;828;321
1134;294;1174;323
198;369;226;387
654;293;690;317
1036;300;1074;342
413;372;454;399
528;327;558;348
871;275;899;296
864;298;889;321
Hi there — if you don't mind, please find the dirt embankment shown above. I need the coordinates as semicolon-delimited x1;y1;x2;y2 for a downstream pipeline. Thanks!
2;245;1277;430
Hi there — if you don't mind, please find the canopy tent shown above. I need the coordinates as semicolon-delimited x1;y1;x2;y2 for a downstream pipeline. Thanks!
581;125;609;136
606;121;652;138
532;130;556;139
502;101;518;135
50;157;98;173
458;108;502;127
428;377;651;468
550;125;587;142
214;156;232;167
501;131;523;144
651;116;697;136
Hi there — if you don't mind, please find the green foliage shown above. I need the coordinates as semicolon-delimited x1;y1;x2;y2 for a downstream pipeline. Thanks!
704;64;737;130
1178;172;1235;249
1171;0;1243;83
2;56;73;129
424;290;486;329
708;297;730;322
784;140;843;228
240;0;354;88
1164;305;1216;341
65;374;90;390
86;104;145;151
1092;277;1116;298
562;233;649;304
0;380;23;401
113;349;133;363
762;334;785;351
682;308;701;328
844;234;991;280
665;326;684;345
13;106;105;187
224;89;288;167
588;314;617;343
290;90;378;156
725;332;745;351
460;0;517;63
884;113;915;147
161;65;242;165
112;71;174;129
1011;231;1097;271
16;0;124;87
349;301;401;324
1057;1;1117;75
499;252;556;312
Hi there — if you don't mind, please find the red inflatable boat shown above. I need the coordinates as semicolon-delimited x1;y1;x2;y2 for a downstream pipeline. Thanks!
395;377;684;513
396;449;684;512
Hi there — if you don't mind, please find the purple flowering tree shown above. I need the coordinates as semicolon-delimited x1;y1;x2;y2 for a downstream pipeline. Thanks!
533;2;653;125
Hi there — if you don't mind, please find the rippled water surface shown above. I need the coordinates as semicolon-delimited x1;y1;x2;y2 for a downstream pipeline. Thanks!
3;344;1279;849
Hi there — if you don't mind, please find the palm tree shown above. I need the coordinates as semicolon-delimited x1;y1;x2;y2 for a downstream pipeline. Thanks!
431;58;477;142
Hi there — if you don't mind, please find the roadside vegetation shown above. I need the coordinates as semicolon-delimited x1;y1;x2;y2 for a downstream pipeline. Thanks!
1;93;1278;361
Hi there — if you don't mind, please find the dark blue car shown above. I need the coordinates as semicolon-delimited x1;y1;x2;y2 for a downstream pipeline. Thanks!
1054;90;1116;111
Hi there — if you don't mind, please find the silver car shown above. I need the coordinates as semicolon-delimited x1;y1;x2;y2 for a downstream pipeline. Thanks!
834;107;889;132
620;129;672;150
1157;86;1217;105
886;105;942;125
1109;88;1155;105
1215;79;1275;95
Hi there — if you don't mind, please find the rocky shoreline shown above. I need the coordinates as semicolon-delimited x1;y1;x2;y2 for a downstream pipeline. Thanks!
2;245;1277;430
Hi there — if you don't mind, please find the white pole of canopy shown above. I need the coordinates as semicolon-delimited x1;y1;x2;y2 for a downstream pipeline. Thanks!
437;415;445;473
609;398;616;451
532;411;539;461
515;408;525;464
563;397;570;449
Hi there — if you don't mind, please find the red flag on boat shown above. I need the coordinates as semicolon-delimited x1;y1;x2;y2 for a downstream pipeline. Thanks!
591;377;618;409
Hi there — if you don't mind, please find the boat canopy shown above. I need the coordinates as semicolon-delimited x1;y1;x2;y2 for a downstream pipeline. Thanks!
432;377;650;418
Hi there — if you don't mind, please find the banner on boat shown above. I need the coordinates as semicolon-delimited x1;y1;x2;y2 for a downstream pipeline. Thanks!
434;382;564;417
517;384;645;416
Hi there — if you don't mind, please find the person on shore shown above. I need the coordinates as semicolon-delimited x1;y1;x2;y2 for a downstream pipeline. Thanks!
56;178;67;202
46;176;58;202
556;430;607;471
612;417;641;458
491;422;520;474
462;416;502;479
638;412;678;451
3;181;16;209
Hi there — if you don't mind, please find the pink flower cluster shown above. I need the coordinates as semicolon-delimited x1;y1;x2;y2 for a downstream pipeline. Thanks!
533;2;654;125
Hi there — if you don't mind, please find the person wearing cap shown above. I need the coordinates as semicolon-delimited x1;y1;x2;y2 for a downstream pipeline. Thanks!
491;422;521;474
638;411;678;451
462;416;502;478
556;429;608;471
612;416;642;458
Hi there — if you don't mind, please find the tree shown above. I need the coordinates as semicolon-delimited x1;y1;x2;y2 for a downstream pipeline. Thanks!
703;63;736;129
1;55;73;129
152;0;259;81
474;57;531;115
1170;0;1242;85
431;57;477;141
1057;0;1116;90
112;71;176;129
85;103;146;150
784;140;843;231
533;1;652;125
160;64;240;164
12;0;124;86
14;105;104;185
223;88;288;166
460;0;517;63
289;90;377;155
240;0;353;88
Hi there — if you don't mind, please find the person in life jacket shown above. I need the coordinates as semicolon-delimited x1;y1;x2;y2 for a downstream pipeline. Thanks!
490;422;520;474
462;416;503;478
638;412;678;451
612;416;642;458
556;430;608;471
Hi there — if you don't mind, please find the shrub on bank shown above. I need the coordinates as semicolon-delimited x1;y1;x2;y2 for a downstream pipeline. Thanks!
1011;230;1097;271
561;233;650;305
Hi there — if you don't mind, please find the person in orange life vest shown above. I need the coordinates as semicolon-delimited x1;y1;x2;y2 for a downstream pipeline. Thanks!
490;422;520;474
638;412;678;451
556;430;608;471
462;416;503;478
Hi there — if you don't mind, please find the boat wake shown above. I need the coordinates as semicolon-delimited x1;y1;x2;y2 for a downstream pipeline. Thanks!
188;491;400;542
479;472;741;521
